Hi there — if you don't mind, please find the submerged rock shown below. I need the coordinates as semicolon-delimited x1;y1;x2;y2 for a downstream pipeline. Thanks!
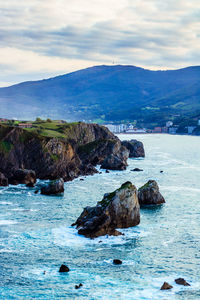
0;172;8;186
73;181;140;238
41;178;64;195
113;259;122;265
75;283;83;289
59;264;70;272
131;168;143;172
122;139;145;158
10;169;36;186
175;278;190;286
138;180;165;206
160;282;173;290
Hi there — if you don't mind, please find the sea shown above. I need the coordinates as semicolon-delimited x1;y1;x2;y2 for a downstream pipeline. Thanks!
0;134;200;299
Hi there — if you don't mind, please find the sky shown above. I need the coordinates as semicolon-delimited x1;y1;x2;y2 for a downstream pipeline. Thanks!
0;0;200;86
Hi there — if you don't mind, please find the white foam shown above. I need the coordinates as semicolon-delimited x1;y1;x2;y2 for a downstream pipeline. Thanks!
10;208;38;212
0;248;13;253
52;225;149;248
0;220;17;225
0;201;13;205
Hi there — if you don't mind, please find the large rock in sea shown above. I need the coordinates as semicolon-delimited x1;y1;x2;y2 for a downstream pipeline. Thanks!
73;181;140;238
138;180;165;206
0;172;8;186
41;178;64;195
9;169;36;185
122;139;145;158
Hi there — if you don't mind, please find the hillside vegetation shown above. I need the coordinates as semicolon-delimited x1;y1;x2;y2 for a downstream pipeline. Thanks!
0;65;199;125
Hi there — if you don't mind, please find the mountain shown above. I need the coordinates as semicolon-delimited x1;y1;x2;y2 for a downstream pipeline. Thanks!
0;65;200;124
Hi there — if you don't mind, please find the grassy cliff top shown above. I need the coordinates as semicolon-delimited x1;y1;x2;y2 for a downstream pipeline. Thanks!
0;120;83;139
0;120;113;150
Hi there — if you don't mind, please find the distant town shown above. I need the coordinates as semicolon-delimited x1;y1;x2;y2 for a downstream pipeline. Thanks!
0;118;200;136
104;120;200;135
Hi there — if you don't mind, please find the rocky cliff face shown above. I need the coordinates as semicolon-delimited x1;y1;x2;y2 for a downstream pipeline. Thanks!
0;123;129;183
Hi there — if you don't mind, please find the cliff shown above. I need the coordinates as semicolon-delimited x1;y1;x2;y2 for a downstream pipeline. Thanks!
0;122;128;183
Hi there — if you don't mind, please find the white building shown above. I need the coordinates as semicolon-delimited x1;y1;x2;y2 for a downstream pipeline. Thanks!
104;124;127;133
166;121;173;127
126;128;146;133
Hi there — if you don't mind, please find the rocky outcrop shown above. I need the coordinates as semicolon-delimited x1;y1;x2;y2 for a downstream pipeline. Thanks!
175;278;190;286
0;123;129;183
75;283;83;289
41;178;64;195
113;259;122;265
100;142;129;170
122;139;145;158
73;182;140;238
78;138;129;171
59;264;70;272
138;180;165;206
9;169;36;186
160;282;173;290
0;172;8;186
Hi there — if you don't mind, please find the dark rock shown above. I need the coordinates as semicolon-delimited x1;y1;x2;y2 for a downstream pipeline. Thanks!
75;283;83;289
122;140;145;158
160;282;173;290
26;182;35;187
73;181;140;238
113;259;122;265
80;178;84;181
0;172;8;186
106;170;110;173
34;190;39;194
41;178;64;195
131;168;143;172
160;170;163;173
175;278;190;286
101;149;129;171
138;180;165;206
10;169;36;185
59;264;70;273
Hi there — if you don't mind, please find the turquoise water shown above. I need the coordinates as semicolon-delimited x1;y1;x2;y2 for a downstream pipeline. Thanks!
0;134;200;299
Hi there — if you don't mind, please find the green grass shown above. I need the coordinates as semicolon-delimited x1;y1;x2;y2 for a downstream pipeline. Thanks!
33;122;61;130
0;141;13;153
39;129;66;138
24;121;78;139
98;181;133;208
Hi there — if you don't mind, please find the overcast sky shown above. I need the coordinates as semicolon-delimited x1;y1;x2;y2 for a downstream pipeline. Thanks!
0;0;200;86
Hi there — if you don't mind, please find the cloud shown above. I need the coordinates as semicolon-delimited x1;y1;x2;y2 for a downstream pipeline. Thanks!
0;0;199;86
